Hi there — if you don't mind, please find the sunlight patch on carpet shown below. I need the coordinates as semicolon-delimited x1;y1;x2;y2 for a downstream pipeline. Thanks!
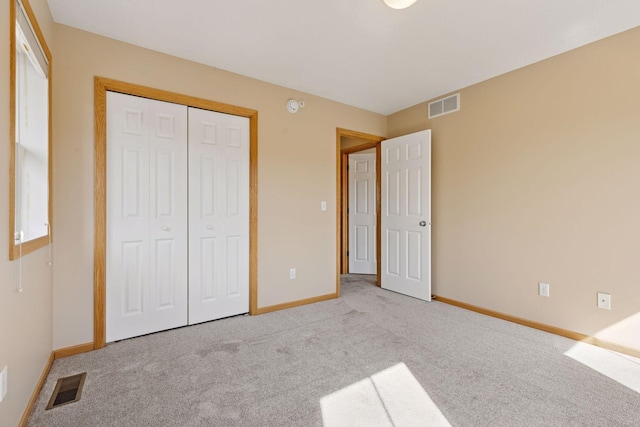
320;363;451;427
565;342;640;394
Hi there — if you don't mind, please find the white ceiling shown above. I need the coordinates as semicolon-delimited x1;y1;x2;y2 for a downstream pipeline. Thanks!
46;0;640;115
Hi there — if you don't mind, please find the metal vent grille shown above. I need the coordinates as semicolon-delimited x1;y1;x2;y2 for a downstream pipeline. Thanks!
46;373;87;410
428;93;460;119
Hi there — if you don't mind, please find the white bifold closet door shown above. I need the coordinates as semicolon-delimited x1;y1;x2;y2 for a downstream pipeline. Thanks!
106;92;189;342
188;107;250;325
106;92;250;342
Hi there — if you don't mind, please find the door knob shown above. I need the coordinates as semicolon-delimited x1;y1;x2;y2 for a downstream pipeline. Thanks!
206;225;213;230
162;226;171;231
419;221;427;227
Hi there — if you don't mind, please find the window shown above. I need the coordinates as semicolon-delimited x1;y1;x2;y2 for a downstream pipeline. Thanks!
9;0;52;260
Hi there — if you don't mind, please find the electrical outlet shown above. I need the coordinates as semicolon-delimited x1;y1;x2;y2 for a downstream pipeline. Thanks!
597;292;611;310
538;282;550;297
0;366;7;402
289;268;296;279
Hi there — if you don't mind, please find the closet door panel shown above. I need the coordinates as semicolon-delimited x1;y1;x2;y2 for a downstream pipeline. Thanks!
106;92;188;342
188;107;250;324
148;101;189;318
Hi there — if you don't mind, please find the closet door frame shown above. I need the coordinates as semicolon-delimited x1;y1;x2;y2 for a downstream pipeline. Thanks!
93;77;258;349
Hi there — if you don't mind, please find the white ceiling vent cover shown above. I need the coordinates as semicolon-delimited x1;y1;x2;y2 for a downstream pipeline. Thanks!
428;93;460;119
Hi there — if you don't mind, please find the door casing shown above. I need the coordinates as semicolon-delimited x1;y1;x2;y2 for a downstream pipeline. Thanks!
94;77;258;349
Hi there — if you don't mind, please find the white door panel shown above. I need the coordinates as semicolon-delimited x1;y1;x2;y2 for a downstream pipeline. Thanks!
349;153;376;274
381;130;431;301
106;92;188;342
188;107;250;324
107;95;250;339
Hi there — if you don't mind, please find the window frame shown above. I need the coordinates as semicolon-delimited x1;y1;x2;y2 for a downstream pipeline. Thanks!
9;0;53;260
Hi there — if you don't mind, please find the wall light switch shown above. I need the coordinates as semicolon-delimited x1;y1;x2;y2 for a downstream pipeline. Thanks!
321;201;327;211
597;292;611;310
289;268;296;279
0;366;7;402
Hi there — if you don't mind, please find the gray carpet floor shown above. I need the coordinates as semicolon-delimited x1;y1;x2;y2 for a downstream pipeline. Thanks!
27;275;640;426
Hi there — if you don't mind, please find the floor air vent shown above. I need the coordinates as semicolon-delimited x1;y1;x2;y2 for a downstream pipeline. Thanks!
46;372;87;410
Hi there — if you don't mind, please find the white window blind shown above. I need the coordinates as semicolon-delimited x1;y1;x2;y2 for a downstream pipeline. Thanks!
14;0;49;244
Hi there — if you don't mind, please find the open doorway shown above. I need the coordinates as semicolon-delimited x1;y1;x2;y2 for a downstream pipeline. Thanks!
336;129;385;296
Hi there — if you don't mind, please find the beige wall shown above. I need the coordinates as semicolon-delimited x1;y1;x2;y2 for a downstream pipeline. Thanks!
52;25;386;348
388;27;640;352
0;1;55;425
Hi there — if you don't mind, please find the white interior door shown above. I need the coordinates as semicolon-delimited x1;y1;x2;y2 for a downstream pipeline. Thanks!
381;130;431;301
188;107;250;324
349;152;377;274
106;92;188;342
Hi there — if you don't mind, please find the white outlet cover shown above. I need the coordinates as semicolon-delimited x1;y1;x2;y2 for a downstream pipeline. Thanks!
0;366;7;402
538;282;550;297
321;201;327;211
597;292;611;310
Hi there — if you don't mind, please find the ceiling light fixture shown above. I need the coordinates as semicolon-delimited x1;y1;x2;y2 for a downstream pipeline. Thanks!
383;0;417;9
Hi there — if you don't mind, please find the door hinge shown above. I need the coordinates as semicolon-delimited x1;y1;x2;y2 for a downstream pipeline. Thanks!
347;251;349;257
347;165;349;171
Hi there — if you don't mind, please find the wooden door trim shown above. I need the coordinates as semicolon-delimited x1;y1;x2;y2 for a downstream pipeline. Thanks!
94;77;258;349
336;128;384;297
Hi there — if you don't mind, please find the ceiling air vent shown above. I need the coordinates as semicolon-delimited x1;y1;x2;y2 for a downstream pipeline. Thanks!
428;93;460;119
